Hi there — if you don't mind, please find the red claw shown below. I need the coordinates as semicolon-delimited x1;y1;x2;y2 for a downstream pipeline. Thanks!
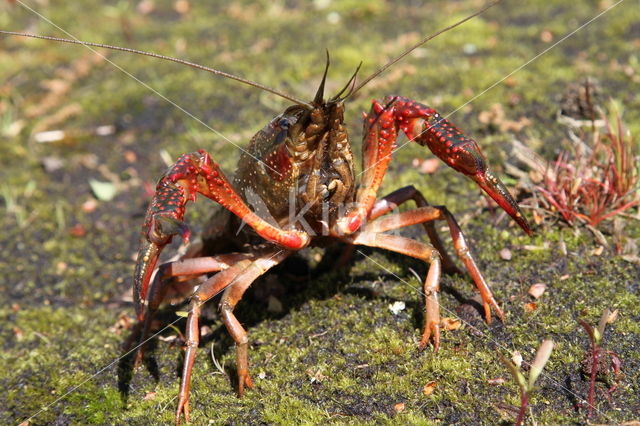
387;96;532;236
471;169;533;236
133;239;161;320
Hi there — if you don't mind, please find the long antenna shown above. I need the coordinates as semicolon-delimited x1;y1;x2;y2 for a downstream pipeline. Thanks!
0;30;311;107
348;0;501;98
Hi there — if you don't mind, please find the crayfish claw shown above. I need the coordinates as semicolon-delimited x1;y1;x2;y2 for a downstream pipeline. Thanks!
134;214;190;319
133;239;161;319
151;214;191;245
471;168;533;236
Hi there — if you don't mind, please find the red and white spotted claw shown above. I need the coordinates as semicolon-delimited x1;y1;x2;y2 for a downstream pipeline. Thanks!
391;96;533;236
338;96;532;237
133;163;195;319
133;150;310;320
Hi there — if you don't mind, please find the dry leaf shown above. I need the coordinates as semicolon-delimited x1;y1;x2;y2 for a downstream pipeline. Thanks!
412;157;441;174
532;209;544;225
487;377;506;385
422;381;437;396
306;368;326;384
393;402;405;413
528;283;547;299
109;313;133;335
524;302;538;312
440;317;462;331
606;309;619;324
143;391;157;401
622;255;640;265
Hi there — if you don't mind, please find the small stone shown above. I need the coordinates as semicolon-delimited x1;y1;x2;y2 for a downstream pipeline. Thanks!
81;199;98;213
327;11;340;24
511;351;523;368
56;261;68;274
499;248;512;260
124;150;137;163
174;0;190;14
41;156;65;173
463;43;477;55
389;301;406;315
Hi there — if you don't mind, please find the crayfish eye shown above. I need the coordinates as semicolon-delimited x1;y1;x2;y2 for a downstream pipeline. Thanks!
276;117;292;129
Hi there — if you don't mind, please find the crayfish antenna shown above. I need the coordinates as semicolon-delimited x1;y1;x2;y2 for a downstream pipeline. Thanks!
348;0;502;99
313;50;331;104
0;30;311;107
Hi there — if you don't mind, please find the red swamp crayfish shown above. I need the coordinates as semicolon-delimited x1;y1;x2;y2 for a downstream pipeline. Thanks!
2;2;532;423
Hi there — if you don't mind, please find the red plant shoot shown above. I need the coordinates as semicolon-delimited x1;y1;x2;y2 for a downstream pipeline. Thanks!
537;104;639;227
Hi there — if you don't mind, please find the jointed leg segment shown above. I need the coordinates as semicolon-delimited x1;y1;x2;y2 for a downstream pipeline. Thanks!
365;186;504;323
347;232;443;350
174;250;290;424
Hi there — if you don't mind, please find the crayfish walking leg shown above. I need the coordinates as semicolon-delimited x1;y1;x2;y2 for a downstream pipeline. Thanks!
366;189;504;324
174;250;290;425
332;96;531;348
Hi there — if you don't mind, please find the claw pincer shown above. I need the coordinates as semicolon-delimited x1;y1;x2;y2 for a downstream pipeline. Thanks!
134;154;199;319
389;96;532;235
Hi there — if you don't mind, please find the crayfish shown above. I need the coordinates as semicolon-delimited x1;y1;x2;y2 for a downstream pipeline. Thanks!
1;2;532;423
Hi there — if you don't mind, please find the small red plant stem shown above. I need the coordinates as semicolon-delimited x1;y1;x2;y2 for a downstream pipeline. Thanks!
587;342;599;418
515;390;529;426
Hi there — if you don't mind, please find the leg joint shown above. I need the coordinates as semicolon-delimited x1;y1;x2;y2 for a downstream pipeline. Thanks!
185;340;199;348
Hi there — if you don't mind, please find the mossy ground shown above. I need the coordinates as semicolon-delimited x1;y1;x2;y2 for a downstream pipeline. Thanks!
1;1;639;424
